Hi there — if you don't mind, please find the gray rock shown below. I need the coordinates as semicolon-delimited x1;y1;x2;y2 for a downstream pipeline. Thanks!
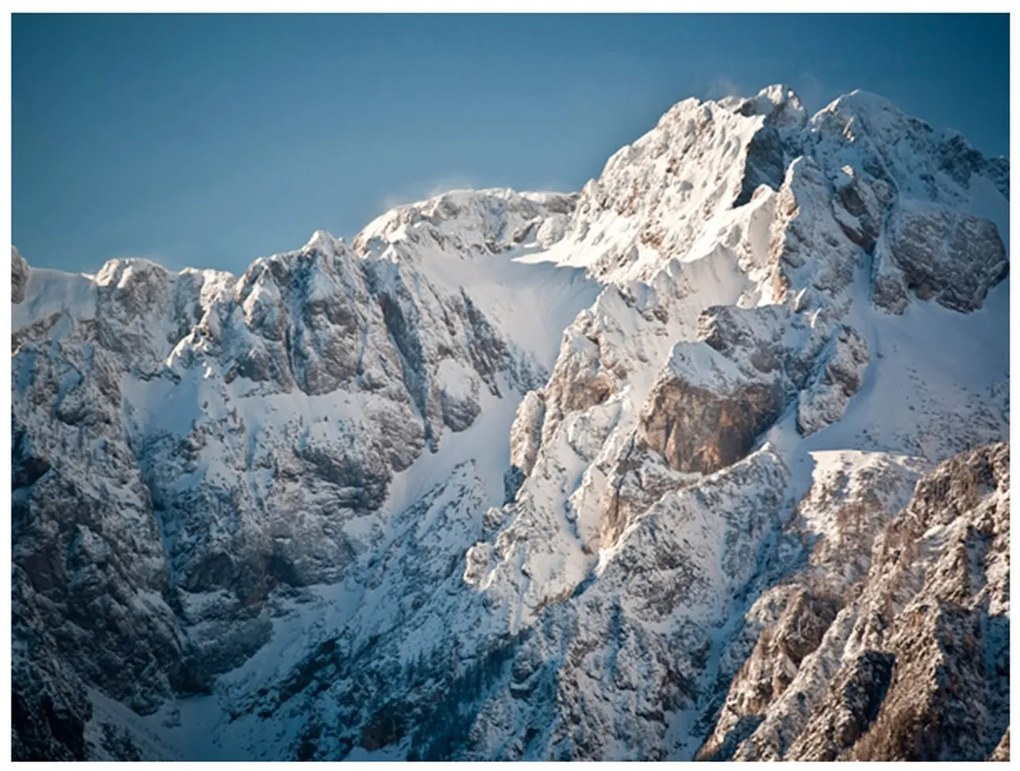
12;246;29;304
884;203;1007;312
796;325;869;436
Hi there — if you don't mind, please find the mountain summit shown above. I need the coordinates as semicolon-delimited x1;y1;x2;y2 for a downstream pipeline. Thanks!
11;85;1009;761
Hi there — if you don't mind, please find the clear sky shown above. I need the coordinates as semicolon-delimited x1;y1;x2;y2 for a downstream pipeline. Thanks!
12;13;1010;275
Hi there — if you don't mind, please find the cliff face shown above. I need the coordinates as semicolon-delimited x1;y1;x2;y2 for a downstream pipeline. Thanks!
700;443;1009;761
11;85;1009;761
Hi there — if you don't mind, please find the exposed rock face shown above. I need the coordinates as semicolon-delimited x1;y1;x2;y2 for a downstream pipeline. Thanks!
539;309;621;441
11;192;595;759
878;203;1008;313
937;132;1009;198
732;85;806;206
840;443;1010;762
788;648;896;760
639;303;801;473
698;304;789;373
767;155;862;314
696;584;841;760
831;168;893;253
12;245;29;304
11;86;1009;761
796;325;869;436
698;449;926;761
12;572;93;761
703;443;1009;762
639;351;785;474
506;389;546;500
462;447;792;761
805;90;1009;316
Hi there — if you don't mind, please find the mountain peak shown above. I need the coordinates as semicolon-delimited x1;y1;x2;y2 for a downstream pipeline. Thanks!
303;229;343;254
738;83;807;129
94;256;171;287
810;87;936;145
822;87;901;115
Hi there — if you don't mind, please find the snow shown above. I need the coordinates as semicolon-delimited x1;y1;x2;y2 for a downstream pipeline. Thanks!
385;375;519;514
85;689;181;760
12;267;98;329
666;339;747;388
966;173;1010;251
101;372;527;759
352;188;601;373
787;267;1009;462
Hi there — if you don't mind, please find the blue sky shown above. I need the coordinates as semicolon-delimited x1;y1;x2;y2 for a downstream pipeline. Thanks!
12;13;1009;274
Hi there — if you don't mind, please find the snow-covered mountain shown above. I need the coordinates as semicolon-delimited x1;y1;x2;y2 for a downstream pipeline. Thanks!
11;85;1009;761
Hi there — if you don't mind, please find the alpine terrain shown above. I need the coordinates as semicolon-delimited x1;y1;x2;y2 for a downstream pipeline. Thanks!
11;85;1009;761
